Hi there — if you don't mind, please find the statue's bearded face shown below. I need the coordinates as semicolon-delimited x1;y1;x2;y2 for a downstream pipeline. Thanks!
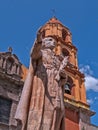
42;37;56;49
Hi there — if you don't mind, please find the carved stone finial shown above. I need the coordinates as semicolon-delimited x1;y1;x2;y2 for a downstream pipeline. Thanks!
8;47;13;53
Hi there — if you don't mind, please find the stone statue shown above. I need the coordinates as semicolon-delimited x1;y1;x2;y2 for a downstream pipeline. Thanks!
15;36;68;130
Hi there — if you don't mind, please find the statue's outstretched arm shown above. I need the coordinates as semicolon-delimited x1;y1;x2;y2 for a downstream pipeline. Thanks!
55;56;69;81
59;56;69;73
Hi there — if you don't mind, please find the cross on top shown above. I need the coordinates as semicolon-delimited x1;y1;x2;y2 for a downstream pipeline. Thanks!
52;9;56;17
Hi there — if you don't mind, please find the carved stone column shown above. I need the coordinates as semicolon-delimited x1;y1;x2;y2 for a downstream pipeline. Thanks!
0;57;3;67
11;63;16;74
3;58;6;69
17;65;20;75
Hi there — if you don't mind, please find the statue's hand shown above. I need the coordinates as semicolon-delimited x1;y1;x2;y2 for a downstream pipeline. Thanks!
59;56;69;71
54;97;61;110
55;73;60;81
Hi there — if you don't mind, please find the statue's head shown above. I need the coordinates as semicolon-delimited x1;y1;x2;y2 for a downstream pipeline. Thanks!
42;37;56;50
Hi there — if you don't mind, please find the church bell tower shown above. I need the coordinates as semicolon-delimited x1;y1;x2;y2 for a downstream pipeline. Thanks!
37;17;95;130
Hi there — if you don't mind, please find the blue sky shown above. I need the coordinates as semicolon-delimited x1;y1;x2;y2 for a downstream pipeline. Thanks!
0;0;98;126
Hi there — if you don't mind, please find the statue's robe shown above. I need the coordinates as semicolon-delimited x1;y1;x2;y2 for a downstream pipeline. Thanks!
15;40;66;130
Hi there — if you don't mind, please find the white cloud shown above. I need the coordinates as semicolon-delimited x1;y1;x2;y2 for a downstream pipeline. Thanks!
80;65;93;75
85;75;98;92
87;97;98;105
87;99;93;104
80;65;98;92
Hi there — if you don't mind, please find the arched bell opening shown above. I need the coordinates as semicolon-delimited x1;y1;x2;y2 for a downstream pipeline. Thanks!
64;76;74;95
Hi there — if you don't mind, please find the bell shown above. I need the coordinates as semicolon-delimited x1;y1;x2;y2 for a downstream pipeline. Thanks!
64;84;71;94
64;84;70;91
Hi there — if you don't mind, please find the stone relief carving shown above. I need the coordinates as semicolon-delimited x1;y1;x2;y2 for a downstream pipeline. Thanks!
15;37;68;130
0;52;21;76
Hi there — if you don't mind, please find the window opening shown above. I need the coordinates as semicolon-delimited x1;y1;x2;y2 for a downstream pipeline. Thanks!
64;76;73;95
0;97;12;124
62;29;67;41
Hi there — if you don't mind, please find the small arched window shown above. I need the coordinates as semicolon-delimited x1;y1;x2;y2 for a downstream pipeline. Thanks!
0;96;12;124
42;30;45;38
62;29;67;41
62;48;70;57
64;76;73;95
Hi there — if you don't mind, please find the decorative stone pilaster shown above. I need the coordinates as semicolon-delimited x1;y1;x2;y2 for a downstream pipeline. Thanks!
3;58;6;69
0;57;3;67
16;65;20;75
11;63;17;74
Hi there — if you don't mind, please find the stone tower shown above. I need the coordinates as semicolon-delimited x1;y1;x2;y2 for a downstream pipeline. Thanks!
37;17;96;130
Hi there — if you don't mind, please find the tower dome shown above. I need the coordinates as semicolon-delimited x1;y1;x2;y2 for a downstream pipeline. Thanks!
37;17;72;44
47;17;62;24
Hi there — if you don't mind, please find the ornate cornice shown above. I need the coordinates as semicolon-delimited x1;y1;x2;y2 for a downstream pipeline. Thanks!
0;68;24;86
65;64;84;78
64;96;95;117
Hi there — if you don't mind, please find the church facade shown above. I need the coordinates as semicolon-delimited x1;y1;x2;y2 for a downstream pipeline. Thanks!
0;17;98;130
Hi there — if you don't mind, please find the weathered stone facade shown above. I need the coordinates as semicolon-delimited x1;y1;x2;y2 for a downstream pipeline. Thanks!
0;50;25;130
